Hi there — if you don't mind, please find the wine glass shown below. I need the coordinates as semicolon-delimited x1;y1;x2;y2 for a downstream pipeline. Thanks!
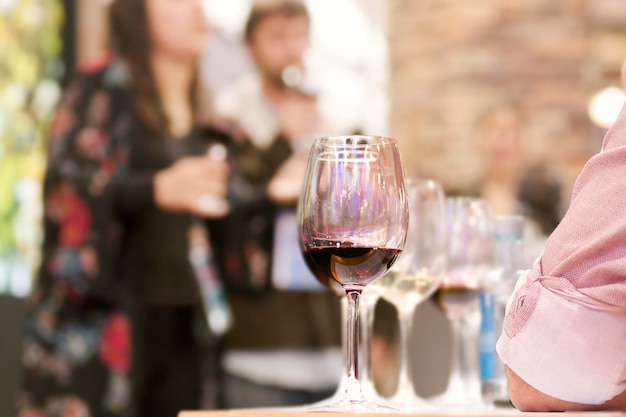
359;272;395;404
382;179;447;411
436;197;493;408
298;135;409;412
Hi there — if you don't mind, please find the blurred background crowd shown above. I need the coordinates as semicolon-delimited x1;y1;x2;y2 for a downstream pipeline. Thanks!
1;0;626;416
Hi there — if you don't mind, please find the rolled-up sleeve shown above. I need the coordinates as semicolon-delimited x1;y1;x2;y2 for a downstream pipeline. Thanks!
496;105;626;405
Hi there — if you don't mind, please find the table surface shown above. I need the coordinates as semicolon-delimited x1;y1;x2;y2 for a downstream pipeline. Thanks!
179;408;625;417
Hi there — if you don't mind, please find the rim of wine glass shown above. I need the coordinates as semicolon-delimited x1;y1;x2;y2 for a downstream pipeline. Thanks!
313;135;399;147
406;177;443;190
445;196;493;211
445;196;489;203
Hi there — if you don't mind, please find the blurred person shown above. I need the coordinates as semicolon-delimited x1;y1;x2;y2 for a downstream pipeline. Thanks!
496;60;626;412
470;104;564;265
429;104;566;403
209;0;397;407
476;105;563;232
17;1;233;416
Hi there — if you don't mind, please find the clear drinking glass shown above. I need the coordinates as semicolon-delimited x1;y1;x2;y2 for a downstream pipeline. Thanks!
382;179;447;411
298;135;409;412
436;197;493;408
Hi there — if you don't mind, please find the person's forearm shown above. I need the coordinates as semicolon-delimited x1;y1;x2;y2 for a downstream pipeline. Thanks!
507;367;626;412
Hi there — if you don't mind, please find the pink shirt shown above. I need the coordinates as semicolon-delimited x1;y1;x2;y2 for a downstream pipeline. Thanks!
496;105;626;405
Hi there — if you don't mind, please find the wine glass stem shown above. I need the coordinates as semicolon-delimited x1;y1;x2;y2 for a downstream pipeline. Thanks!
344;289;364;398
447;317;467;398
397;306;415;395
336;296;349;397
360;295;378;394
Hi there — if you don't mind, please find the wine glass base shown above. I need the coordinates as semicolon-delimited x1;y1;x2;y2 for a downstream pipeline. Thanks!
429;391;486;413
306;397;399;413
388;389;436;413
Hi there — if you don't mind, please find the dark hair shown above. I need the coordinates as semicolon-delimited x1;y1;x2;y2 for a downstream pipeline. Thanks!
244;0;309;42
109;0;199;136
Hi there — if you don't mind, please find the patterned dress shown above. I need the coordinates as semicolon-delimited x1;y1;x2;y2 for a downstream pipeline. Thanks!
19;61;154;417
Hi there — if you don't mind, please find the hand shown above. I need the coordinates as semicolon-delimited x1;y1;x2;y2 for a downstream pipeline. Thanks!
267;152;308;205
154;153;230;218
210;116;247;144
275;93;319;143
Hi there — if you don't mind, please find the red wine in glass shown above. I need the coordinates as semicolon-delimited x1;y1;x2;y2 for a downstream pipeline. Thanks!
303;246;402;289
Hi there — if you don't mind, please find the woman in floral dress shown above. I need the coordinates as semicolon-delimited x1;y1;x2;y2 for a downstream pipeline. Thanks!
18;1;231;416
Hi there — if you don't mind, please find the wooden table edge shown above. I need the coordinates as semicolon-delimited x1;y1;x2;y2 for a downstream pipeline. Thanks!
179;410;625;417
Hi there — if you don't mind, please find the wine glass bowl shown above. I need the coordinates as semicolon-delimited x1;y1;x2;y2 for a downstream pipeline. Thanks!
379;178;447;411
439;198;493;320
386;179;447;308
300;136;409;291
298;135;409;412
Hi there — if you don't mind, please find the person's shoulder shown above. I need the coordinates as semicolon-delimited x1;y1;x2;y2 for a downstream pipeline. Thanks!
602;105;626;152
70;54;131;93
70;54;111;87
77;52;111;75
521;164;563;190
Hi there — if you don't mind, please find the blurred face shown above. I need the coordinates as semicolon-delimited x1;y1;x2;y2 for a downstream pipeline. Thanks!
247;13;310;86
146;0;210;62
478;107;523;172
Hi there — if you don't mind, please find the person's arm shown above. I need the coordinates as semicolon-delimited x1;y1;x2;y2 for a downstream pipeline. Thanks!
112;155;230;219
497;99;626;410
113;125;233;219
507;367;626;412
267;151;308;205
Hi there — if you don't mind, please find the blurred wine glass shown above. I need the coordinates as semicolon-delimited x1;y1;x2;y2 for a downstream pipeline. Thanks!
435;197;493;408
299;135;409;412
381;179;447;411
359;272;394;403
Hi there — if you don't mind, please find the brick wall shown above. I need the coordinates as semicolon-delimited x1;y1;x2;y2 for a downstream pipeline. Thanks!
389;0;626;200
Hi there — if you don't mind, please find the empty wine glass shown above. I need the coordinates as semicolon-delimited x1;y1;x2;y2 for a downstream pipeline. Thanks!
436;197;493;408
382;179;447;411
298;135;409;412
